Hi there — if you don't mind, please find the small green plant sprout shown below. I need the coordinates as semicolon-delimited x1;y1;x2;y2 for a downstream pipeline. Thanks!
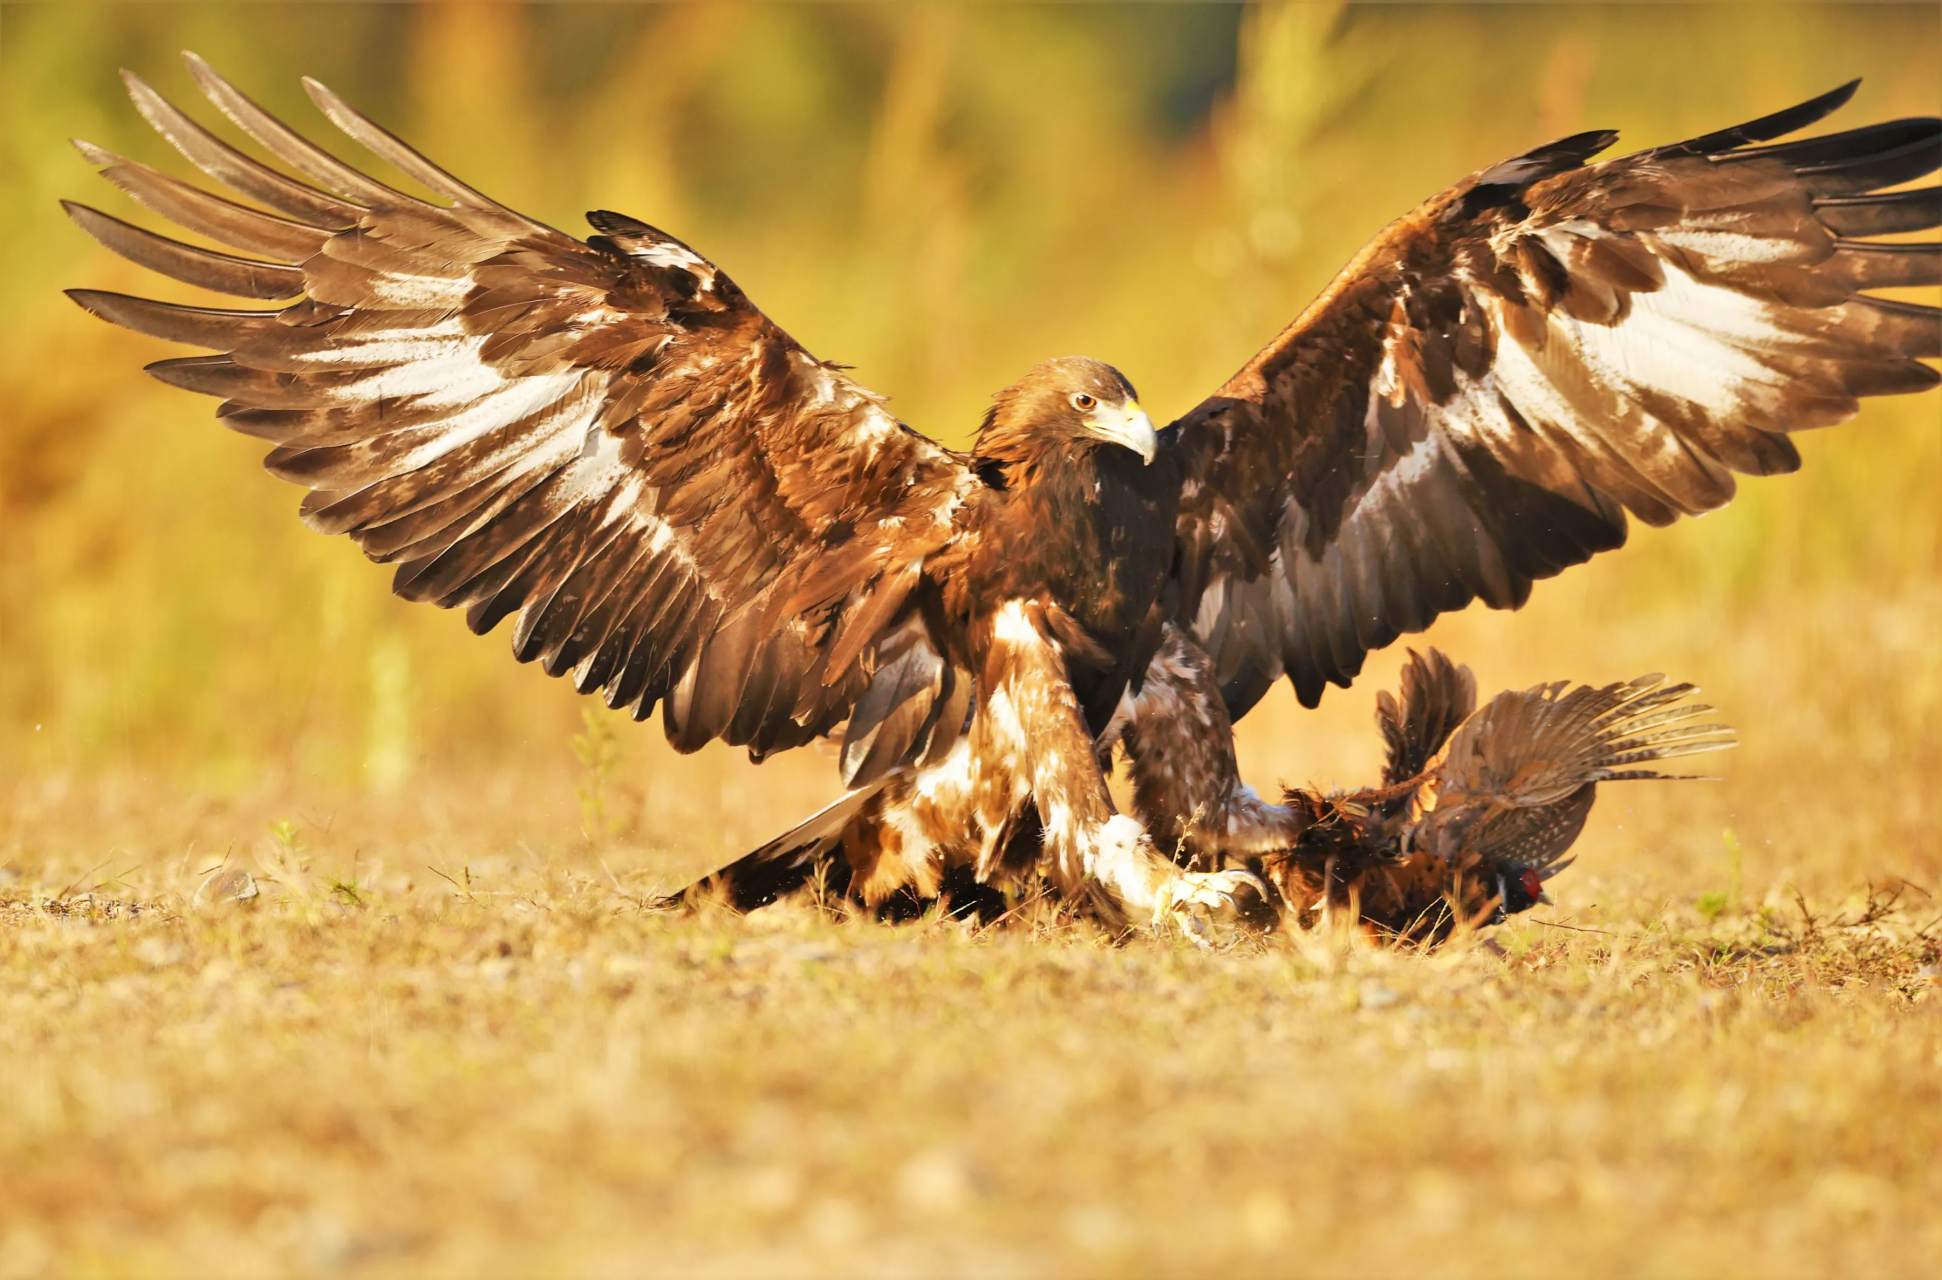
269;818;303;855
572;705;625;843
1699;828;1746;921
1722;827;1744;908
246;818;309;900
328;877;362;908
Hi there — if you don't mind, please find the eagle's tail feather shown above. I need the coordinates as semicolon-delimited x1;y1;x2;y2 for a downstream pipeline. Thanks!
658;783;886;913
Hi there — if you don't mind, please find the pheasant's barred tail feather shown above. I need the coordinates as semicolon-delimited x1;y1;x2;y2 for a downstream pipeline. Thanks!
1410;669;1737;892
1436;672;1737;806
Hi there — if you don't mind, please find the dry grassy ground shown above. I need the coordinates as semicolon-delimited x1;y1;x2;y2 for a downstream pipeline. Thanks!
0;806;1937;1280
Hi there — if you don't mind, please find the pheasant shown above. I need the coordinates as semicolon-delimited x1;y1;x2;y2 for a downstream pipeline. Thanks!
1262;651;1734;944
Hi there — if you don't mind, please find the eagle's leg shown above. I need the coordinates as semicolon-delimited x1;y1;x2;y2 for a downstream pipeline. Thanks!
980;603;1272;931
1114;624;1314;864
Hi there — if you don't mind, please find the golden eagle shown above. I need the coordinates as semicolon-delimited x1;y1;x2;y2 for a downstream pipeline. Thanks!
68;59;1939;929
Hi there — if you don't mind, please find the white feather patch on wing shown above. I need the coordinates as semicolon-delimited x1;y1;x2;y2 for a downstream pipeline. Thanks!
1565;261;1792;416
912;733;975;804
799;358;901;447
349;269;476;311
324;338;509;406
281;317;471;370
1649;225;1822;268
343;373;593;485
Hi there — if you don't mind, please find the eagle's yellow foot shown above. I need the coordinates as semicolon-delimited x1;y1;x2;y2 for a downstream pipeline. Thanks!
1080;816;1275;937
1155;869;1279;939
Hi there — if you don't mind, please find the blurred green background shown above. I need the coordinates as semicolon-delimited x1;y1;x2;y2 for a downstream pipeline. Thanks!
1;3;1937;888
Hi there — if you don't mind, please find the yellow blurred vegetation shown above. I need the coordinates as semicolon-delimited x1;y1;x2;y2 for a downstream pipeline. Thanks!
0;4;1939;1273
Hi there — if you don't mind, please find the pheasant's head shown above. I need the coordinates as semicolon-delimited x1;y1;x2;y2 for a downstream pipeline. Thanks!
1499;866;1551;916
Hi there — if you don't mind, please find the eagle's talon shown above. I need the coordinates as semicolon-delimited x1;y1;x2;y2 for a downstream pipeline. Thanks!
1156;869;1279;937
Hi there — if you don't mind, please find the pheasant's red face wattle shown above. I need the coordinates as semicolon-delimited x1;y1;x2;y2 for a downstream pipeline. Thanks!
1520;869;1546;902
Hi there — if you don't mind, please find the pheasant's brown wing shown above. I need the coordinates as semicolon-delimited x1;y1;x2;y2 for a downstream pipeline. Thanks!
1375;648;1477;787
1174;83;1940;718
66;56;978;778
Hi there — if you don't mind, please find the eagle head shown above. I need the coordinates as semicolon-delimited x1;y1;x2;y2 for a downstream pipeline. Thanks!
973;356;1157;477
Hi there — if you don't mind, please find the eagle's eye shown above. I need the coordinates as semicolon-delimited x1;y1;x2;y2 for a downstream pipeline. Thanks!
1071;392;1097;411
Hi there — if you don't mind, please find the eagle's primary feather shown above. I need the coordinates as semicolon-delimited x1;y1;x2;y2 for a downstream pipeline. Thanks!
66;58;1938;928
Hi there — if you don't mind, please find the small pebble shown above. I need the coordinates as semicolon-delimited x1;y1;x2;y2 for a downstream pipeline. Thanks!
193;867;259;909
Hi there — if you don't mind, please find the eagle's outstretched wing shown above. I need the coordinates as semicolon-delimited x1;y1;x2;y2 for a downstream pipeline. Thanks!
67;56;978;779
1174;82;1941;715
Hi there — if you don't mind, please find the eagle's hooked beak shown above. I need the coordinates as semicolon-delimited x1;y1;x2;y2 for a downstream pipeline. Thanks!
1093;401;1158;465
